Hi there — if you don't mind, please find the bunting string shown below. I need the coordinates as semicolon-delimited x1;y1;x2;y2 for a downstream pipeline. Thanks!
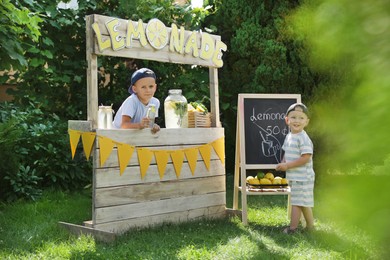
68;129;225;179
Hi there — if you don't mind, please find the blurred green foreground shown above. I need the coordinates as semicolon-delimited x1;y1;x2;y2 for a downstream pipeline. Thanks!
292;0;390;257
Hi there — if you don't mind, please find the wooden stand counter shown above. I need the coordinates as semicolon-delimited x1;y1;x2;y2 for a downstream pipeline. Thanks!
65;122;226;237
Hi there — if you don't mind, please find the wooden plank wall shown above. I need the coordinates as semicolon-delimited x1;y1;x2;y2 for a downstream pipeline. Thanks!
92;128;226;234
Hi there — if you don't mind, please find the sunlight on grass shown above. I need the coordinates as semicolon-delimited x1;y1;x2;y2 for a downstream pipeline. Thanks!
177;244;213;259
35;236;96;259
211;236;258;260
0;189;384;259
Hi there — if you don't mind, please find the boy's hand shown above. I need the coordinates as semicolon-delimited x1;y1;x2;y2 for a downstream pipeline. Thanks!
140;117;150;129
151;124;160;134
276;163;288;171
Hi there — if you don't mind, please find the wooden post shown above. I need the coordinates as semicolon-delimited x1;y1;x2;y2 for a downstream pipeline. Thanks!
86;15;99;129
209;67;221;127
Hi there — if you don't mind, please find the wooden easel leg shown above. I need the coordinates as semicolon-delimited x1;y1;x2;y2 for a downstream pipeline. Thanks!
233;118;240;210
287;193;291;219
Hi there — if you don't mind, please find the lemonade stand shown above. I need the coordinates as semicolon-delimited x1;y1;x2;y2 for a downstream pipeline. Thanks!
63;14;228;241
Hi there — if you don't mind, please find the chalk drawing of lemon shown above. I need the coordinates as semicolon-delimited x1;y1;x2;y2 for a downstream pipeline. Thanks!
146;19;168;49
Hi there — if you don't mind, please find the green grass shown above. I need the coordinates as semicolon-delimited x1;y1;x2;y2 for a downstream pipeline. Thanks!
0;179;383;260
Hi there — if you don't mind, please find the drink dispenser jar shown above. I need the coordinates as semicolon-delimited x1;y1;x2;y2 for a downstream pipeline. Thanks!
164;89;188;128
98;105;114;129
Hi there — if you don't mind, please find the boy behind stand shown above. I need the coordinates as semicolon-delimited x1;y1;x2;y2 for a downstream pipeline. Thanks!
113;68;160;133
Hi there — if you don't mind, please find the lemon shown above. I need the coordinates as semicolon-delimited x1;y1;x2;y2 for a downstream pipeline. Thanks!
281;178;288;185
188;104;195;111
246;176;254;182
265;172;274;181
168;101;177;109
251;178;260;184
196;106;205;112
248;177;260;185
259;178;272;185
146;19;168;49
272;177;282;185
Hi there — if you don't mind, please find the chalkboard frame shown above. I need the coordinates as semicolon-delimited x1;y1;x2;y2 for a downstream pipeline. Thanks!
233;93;300;225
237;93;301;169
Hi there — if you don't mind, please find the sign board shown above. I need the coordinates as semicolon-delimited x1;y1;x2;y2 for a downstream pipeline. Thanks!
90;15;227;68
238;93;301;169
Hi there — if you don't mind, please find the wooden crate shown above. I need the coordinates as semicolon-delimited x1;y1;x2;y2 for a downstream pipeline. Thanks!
188;111;211;128
90;128;226;234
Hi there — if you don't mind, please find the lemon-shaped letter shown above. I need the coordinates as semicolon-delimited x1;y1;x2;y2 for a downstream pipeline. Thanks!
146;18;169;49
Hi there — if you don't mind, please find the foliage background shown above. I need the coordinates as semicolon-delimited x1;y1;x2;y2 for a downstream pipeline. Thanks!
0;0;322;201
0;0;42;76
2;0;390;256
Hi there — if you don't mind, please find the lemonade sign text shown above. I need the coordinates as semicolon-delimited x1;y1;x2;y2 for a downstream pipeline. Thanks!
92;18;227;67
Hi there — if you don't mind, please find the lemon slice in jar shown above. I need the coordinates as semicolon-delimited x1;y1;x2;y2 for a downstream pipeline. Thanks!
146;19;168;49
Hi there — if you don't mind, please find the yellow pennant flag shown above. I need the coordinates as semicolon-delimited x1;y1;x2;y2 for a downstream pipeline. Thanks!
81;132;96;160
170;150;185;178
184;147;198;175
98;136;114;167
68;129;81;159
116;143;134;176
137;148;153;179
154;150;169;179
199;144;211;170
211;137;225;165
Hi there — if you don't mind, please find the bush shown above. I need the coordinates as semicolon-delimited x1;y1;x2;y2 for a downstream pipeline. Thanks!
0;100;91;202
0;118;23;200
3;165;42;202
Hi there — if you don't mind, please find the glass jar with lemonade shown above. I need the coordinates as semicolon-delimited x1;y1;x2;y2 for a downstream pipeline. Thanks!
164;89;188;128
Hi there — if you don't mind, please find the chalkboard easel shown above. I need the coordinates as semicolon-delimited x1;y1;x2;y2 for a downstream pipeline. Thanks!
233;93;301;225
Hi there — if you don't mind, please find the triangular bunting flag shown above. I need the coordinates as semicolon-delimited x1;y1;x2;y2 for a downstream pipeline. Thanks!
184;148;198;175
81;132;96;160
68;129;81;159
170;150;185;178
116;143;134;176
211;137;225;165
137;148;153;179
199;144;211;170
154;150;169;179
98;135;114;167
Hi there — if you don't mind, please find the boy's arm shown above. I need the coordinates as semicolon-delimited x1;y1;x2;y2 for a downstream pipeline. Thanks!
121;115;159;134
276;154;311;171
120;115;146;129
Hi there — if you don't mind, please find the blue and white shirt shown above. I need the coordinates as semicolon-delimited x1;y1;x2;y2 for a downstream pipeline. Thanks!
113;94;160;129
282;130;315;181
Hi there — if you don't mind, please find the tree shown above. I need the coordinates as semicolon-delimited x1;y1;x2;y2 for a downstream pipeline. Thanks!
0;0;42;81
211;0;321;172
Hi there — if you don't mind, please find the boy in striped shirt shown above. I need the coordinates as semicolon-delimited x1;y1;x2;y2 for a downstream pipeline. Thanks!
276;103;315;234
